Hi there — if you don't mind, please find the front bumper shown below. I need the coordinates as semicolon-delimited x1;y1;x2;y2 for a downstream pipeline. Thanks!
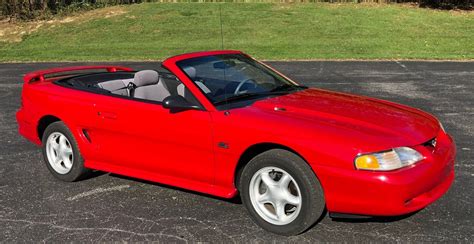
317;130;455;216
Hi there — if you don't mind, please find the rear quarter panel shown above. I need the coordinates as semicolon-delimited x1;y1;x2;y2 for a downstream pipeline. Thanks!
18;81;101;160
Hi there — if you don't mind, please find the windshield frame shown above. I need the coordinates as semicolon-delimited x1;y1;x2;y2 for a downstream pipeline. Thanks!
174;53;303;110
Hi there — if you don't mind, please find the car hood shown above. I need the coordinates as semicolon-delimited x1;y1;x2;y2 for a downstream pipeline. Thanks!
251;88;440;147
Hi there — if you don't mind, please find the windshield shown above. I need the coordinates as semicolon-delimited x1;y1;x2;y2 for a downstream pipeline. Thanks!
176;54;304;106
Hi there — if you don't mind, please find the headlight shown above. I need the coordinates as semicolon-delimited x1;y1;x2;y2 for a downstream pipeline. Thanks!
355;147;424;171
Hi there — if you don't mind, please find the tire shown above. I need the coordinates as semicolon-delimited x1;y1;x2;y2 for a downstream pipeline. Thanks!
41;121;90;182
239;149;325;235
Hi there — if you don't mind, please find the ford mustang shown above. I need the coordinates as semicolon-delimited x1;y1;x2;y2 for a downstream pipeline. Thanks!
16;50;455;235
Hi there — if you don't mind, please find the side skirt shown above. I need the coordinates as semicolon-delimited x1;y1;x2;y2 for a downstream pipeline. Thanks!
84;160;237;199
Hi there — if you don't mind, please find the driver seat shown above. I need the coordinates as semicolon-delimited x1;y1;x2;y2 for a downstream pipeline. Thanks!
177;66;211;98
132;70;171;102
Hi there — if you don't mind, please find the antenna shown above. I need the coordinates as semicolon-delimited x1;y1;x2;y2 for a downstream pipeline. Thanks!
218;4;228;108
219;4;224;50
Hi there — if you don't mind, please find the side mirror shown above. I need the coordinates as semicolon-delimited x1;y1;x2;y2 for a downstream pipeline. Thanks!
162;95;199;112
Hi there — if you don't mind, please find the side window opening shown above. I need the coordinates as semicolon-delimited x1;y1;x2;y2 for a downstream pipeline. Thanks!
56;70;201;107
160;73;200;105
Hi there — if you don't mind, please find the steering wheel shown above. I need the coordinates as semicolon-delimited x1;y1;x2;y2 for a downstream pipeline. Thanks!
234;79;257;95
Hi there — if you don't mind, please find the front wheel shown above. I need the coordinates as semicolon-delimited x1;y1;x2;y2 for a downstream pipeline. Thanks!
239;149;325;235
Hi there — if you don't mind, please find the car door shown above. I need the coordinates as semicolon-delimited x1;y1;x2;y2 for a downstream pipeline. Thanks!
88;89;215;187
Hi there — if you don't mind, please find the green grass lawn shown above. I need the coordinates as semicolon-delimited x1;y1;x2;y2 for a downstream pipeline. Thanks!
0;3;473;61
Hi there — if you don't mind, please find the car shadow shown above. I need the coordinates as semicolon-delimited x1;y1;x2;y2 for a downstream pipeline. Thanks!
82;171;419;224
330;211;419;223
84;171;418;223
81;170;107;180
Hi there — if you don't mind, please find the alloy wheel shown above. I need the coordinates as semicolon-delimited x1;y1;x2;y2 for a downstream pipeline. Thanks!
249;166;302;225
45;132;74;174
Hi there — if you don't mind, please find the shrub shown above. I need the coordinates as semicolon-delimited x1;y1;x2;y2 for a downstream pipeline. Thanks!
0;0;142;20
420;0;473;10
1;0;472;20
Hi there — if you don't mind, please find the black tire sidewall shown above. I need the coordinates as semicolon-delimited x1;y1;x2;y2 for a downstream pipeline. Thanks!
240;149;325;236
41;121;89;182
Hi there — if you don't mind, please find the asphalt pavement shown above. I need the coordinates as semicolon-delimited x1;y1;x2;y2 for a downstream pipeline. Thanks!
0;61;473;242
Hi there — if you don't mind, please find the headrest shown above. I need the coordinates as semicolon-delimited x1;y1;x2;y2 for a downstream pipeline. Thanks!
183;66;196;79
133;70;159;87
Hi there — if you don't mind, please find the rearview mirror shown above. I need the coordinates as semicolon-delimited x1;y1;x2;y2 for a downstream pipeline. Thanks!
213;60;236;69
162;95;199;112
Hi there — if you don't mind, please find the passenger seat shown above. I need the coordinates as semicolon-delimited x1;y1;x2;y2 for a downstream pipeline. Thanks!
97;79;129;96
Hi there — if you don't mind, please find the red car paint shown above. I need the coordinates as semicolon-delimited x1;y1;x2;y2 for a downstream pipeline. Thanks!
16;50;455;216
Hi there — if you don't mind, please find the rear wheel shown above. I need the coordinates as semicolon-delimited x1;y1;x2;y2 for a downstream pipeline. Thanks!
41;121;90;181
239;149;325;235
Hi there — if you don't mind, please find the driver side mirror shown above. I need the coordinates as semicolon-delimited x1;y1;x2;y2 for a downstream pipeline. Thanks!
162;95;200;112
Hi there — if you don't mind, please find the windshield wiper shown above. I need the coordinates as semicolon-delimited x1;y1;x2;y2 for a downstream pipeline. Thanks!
214;93;268;106
270;84;307;93
214;85;307;106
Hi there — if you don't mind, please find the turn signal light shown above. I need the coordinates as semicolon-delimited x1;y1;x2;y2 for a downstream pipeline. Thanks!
355;155;380;169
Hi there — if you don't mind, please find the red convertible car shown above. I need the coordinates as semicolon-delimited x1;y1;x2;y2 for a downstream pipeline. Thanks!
16;50;455;235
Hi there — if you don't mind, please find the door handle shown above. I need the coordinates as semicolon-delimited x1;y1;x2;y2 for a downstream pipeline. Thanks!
97;111;117;120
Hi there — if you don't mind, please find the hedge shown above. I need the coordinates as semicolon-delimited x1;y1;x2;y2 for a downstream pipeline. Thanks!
1;0;472;20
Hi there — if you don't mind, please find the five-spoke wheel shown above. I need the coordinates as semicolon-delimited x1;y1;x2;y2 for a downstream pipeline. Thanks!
249;167;302;225
42;121;90;181
240;149;326;235
46;132;74;174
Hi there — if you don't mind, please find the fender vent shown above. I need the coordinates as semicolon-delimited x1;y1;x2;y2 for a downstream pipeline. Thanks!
82;129;91;143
